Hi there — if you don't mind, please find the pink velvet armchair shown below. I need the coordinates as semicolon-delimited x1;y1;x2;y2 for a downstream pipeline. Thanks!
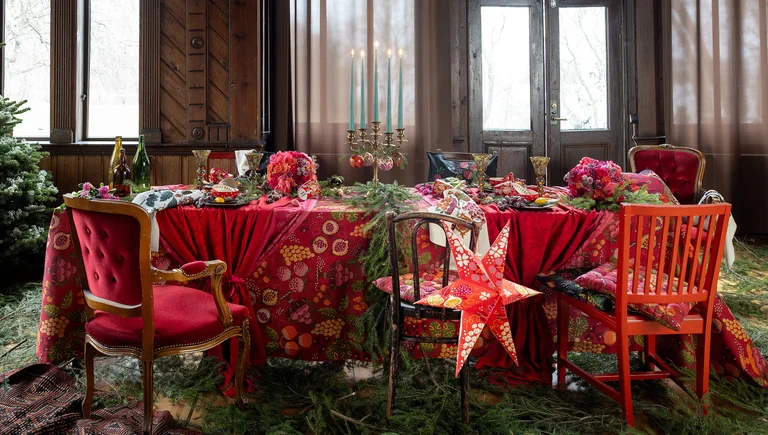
628;144;705;204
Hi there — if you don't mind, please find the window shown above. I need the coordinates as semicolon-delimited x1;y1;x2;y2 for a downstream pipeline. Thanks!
85;0;140;139
3;0;51;138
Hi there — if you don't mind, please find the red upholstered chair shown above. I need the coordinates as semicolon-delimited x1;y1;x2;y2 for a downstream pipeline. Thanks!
63;194;251;435
556;203;731;427
628;144;705;204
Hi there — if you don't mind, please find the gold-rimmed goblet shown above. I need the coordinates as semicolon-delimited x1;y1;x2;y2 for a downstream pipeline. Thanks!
473;153;492;191
191;149;211;190
529;156;550;198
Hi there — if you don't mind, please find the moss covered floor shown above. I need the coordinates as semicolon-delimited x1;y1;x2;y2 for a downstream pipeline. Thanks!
1;239;768;434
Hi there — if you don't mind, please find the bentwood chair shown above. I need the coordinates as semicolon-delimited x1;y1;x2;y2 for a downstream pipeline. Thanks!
380;211;481;424
556;203;731;427
628;144;706;204
63;194;251;435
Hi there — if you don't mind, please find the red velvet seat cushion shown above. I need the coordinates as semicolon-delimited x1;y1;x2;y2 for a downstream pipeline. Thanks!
633;150;701;204
86;284;249;350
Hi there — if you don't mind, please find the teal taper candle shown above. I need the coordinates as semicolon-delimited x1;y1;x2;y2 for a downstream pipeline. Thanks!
386;49;392;133
373;41;379;122
397;49;404;129
349;49;355;131
360;50;366;128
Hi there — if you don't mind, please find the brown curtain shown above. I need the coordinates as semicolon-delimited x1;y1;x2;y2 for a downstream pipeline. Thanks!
667;0;768;233
279;0;452;185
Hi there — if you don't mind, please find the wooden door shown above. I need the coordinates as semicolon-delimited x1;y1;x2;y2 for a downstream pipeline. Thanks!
469;0;625;184
547;0;624;183
468;0;546;182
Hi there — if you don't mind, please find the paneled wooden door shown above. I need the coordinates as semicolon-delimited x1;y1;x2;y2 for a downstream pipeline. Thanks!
469;0;624;184
547;0;623;184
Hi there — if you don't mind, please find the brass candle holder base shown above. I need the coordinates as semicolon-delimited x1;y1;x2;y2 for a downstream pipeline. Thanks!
346;121;406;186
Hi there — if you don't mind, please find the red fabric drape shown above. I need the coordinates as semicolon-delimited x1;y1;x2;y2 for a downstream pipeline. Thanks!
476;205;607;383
155;197;316;394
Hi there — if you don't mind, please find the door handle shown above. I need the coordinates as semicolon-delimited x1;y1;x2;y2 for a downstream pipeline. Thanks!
551;116;568;121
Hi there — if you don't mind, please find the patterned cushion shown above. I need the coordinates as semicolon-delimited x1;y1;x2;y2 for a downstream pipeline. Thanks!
621;169;680;205
536;269;614;312
574;262;694;331
374;268;459;303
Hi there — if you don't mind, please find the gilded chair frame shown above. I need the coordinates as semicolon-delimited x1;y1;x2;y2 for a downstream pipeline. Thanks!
385;211;481;424
627;144;706;202
63;194;250;435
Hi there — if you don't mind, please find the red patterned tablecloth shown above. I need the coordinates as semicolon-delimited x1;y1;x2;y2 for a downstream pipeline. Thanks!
37;197;768;389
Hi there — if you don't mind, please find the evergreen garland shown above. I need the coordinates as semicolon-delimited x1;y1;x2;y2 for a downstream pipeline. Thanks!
342;182;418;358
0;97;58;264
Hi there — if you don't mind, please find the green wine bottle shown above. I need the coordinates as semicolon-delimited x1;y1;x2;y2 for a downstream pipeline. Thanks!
131;135;151;192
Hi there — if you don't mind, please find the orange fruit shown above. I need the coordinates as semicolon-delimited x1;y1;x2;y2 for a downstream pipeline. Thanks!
284;341;299;356
298;333;313;348
603;331;616;346
281;325;298;341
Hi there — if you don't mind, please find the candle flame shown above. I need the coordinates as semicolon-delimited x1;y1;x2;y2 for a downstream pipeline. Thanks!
374;41;379;48
398;49;404;57
387;49;392;57
350;49;355;56
360;50;365;58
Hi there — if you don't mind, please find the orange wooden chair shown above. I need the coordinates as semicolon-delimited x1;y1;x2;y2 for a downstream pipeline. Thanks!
556;203;731;427
64;194;251;435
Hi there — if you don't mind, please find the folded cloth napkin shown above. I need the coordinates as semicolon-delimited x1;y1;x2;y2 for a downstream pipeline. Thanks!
428;189;490;267
132;189;204;251
235;150;255;177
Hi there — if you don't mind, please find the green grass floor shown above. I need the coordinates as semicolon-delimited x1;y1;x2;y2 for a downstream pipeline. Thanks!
2;239;768;434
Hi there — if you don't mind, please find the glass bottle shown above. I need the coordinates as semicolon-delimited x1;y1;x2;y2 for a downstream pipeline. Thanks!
131;135;151;192
107;136;123;189
113;149;132;197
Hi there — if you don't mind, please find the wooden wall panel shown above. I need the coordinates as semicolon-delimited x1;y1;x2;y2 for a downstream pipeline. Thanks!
160;0;189;143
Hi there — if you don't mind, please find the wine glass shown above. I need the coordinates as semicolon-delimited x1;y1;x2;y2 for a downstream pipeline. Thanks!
191;149;211;190
529;156;550;198
473;153;492;191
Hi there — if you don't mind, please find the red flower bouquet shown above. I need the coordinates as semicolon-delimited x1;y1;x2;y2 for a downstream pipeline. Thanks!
267;151;317;195
564;157;623;200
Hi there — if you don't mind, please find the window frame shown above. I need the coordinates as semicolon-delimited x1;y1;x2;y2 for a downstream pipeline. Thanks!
80;0;140;142
0;0;52;141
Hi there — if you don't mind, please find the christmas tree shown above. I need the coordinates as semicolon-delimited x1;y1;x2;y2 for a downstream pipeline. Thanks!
0;96;57;264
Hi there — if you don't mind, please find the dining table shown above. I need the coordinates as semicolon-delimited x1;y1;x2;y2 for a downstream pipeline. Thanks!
36;190;768;393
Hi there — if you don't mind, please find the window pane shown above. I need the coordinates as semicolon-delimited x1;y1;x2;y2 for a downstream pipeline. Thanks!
481;7;531;130
87;0;140;138
559;7;608;130
3;0;51;138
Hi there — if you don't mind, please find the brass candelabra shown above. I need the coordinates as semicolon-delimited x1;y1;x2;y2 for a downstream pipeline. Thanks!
346;121;406;185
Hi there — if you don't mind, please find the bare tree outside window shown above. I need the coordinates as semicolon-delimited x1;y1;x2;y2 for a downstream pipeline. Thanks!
87;0;140;138
481;7;531;130
3;0;51;138
558;7;608;130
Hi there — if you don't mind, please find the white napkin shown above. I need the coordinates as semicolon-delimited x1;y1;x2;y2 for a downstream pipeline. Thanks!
235;150;255;177
697;190;737;269
427;189;491;269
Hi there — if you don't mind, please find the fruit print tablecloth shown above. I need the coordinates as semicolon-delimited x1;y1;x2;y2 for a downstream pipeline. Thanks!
37;197;767;389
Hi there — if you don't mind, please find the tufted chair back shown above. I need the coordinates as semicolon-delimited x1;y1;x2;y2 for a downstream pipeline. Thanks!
628;144;705;204
63;195;153;320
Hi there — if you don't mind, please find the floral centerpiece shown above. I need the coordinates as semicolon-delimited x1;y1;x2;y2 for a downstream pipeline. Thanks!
266;151;317;195
564;157;662;212
564;157;623;200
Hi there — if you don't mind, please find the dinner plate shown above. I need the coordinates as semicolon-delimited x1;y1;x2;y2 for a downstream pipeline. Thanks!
203;197;250;207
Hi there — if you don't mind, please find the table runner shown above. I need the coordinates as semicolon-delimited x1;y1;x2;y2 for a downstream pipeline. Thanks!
37;197;768;388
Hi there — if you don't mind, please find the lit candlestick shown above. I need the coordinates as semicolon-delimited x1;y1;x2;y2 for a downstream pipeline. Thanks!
373;41;379;122
386;48;392;133
360;51;366;129
349;49;355;131
397;49;404;129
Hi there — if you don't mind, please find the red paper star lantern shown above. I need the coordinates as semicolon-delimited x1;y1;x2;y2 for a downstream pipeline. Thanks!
415;220;540;377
